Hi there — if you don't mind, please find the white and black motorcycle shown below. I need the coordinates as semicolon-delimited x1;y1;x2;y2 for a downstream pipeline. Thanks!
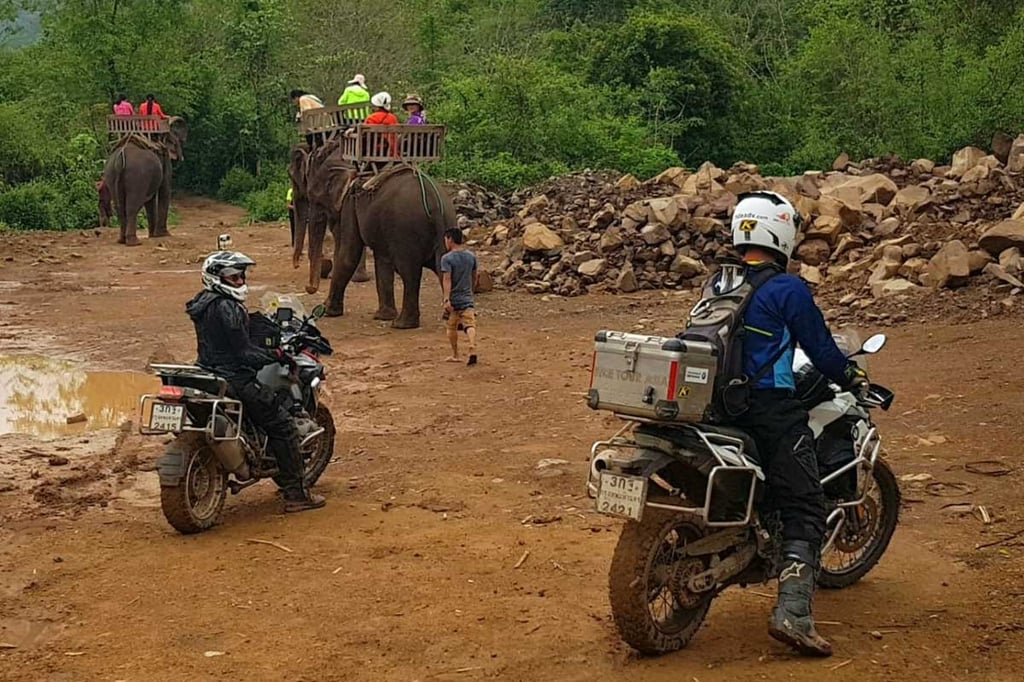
140;298;336;534
587;333;900;655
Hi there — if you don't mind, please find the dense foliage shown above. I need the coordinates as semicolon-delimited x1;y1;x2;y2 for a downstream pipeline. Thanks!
1;0;1024;229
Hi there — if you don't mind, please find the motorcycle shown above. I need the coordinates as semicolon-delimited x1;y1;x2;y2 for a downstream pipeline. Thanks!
139;297;337;534
586;332;900;655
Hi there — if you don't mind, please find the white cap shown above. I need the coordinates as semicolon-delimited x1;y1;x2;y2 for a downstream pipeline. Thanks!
348;74;366;87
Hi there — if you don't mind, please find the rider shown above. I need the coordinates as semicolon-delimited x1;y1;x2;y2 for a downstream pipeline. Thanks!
723;191;868;657
185;251;326;513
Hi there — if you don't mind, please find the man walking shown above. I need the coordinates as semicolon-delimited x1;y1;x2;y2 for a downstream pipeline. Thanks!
440;228;479;366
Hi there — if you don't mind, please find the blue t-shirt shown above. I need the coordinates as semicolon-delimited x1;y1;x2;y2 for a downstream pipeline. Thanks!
441;250;477;310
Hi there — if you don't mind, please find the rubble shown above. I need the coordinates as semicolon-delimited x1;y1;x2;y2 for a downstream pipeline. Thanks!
447;147;1024;324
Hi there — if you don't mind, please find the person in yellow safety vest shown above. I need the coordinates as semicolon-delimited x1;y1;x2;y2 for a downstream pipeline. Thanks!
286;186;295;248
338;74;371;125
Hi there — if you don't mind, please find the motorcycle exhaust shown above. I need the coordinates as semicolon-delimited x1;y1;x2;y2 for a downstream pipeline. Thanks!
211;415;252;481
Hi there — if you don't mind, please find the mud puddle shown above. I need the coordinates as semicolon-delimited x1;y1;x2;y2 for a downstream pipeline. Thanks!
0;356;159;437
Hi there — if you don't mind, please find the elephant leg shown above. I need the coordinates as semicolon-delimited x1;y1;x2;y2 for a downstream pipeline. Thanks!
124;202;142;246
373;257;399;321
352;247;371;283
324;235;365;318
393;262;423;329
144;198;158;240
150;187;171;238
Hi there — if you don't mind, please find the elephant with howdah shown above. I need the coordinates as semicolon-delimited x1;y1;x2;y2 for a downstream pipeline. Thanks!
289;143;369;288
102;117;188;246
304;142;456;329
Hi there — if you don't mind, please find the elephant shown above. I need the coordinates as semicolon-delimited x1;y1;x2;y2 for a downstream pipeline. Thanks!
308;145;456;328
102;117;188;246
289;142;369;292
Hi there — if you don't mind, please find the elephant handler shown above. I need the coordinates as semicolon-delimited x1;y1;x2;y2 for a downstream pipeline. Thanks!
441;228;479;366
186;251;327;513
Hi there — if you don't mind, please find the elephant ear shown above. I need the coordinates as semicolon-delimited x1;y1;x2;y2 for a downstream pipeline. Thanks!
168;116;189;143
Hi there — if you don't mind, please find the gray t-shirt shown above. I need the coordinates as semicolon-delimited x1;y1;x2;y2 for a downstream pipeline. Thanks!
441;250;477;310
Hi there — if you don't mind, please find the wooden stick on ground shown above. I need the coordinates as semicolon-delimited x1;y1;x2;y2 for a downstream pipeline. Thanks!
247;538;293;553
975;529;1024;550
514;550;530;569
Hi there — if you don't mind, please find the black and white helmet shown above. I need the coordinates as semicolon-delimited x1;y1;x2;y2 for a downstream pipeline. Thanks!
202;251;255;302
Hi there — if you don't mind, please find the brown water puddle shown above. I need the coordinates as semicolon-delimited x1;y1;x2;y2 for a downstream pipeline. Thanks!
0;356;159;437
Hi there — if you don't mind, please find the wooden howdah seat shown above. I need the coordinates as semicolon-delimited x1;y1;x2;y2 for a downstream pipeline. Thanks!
297;104;372;144
107;115;170;141
341;124;446;167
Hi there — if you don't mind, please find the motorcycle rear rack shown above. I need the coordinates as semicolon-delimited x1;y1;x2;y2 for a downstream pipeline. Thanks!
588;422;760;528
137;393;243;440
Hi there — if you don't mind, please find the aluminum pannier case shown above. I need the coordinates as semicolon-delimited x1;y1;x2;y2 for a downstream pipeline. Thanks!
587;330;718;422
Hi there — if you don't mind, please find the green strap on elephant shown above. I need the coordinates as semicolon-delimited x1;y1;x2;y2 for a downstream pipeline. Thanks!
416;170;444;224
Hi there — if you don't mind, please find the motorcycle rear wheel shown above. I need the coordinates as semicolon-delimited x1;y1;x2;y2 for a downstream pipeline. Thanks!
160;433;228;535
302;404;336;488
819;457;900;588
608;511;713;655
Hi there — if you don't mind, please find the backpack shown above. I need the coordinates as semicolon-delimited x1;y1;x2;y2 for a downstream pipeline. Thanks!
679;262;784;423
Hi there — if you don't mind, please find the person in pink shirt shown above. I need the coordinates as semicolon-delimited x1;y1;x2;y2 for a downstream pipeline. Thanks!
113;93;135;116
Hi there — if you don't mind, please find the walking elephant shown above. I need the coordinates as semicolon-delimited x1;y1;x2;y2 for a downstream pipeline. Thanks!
289;142;369;291
102;117;187;246
312;153;456;329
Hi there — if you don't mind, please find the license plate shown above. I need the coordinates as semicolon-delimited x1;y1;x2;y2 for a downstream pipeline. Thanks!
596;472;648;521
149;402;184;432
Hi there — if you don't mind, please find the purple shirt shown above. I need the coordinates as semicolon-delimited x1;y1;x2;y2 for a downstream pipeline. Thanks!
407;112;426;125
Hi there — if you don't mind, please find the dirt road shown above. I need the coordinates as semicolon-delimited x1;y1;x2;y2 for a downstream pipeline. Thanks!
1;198;1022;681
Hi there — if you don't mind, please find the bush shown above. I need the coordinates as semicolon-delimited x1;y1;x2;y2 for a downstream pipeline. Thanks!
244;180;289;222
0;181;57;230
218;166;261;202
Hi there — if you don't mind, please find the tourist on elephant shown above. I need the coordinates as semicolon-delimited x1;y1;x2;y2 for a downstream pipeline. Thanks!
402;95;427;125
338;73;371;124
441;228;479;366
138;93;168;131
360;92;400;169
113;94;134;116
290;89;324;121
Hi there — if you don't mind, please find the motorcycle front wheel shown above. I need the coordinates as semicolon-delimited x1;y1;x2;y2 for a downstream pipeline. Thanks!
302;404;336;488
160;433;228;535
608;511;713;655
819;457;901;588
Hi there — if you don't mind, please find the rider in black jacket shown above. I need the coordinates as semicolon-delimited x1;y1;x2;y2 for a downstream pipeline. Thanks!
185;251;325;513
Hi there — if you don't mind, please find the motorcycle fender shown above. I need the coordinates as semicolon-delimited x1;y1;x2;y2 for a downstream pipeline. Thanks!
156;447;187;487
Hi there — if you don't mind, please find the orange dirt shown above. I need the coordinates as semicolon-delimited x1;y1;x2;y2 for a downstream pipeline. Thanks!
0;196;1022;681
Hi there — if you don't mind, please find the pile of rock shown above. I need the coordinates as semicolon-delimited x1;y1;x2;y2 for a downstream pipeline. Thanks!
479;138;1024;310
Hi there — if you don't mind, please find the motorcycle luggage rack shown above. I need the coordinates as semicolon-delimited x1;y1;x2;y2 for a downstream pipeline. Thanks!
704;466;758;528
139;365;242;439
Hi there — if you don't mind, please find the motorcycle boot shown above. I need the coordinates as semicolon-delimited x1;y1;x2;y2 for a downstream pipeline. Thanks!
270;420;326;513
769;540;833;657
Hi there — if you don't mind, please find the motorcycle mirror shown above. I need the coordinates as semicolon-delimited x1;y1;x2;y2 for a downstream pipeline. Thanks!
860;334;887;355
311;304;327;320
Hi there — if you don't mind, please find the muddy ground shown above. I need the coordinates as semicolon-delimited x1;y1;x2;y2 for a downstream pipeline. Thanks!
0;197;1022;681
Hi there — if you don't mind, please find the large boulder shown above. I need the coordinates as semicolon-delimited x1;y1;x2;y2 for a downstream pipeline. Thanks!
615;264;638;293
640;222;672;245
893;185;932;214
799;262;823;285
518;194;549;219
872;278;922;298
522;223;564;252
979;220;1024;256
817;196;862;228
577;258;608;277
832;152;851;172
1007;135;1024;173
806;215;845;245
647;197;685;229
839;173;899;206
796;239;831;266
949;146;986;178
615;174;640;191
670;254;706;278
992;131;1015;164
967;250;994;275
651;167;689;187
924;239;971;288
910;158;936;175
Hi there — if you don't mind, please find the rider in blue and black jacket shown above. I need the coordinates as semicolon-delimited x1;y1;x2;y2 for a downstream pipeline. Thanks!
719;192;868;658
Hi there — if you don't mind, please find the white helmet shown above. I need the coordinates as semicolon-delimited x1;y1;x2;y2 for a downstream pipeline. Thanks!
202;251;255;303
730;191;802;262
370;91;392;110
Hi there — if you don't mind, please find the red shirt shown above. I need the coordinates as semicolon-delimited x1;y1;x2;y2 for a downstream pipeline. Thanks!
364;111;399;158
138;100;167;118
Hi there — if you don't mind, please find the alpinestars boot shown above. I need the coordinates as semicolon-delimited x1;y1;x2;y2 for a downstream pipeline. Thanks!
769;541;833;657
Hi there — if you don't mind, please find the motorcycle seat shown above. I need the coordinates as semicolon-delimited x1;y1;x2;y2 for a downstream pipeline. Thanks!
636;422;759;461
